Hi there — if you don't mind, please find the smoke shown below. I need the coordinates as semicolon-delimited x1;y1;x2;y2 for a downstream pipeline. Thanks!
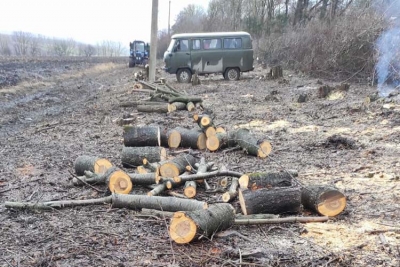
374;0;400;97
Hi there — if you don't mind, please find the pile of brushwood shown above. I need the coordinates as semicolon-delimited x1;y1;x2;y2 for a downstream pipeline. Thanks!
119;80;203;113
5;82;347;244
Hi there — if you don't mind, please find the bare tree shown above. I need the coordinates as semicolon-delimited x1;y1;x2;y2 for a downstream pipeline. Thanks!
53;38;76;56
84;44;96;57
12;31;32;56
0;34;12;56
172;4;206;33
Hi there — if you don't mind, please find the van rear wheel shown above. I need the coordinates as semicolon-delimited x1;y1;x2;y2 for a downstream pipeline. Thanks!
224;68;240;81
177;69;192;83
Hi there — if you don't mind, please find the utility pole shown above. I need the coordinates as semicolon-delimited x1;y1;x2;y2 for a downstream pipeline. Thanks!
149;0;158;82
168;1;171;36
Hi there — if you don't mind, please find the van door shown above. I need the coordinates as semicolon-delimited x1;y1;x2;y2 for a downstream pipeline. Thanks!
172;39;191;73
201;38;223;74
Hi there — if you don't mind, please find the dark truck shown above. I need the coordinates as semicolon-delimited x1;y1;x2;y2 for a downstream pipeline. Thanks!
129;40;150;68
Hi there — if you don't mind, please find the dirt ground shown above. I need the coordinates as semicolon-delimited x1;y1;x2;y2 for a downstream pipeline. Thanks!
0;56;399;267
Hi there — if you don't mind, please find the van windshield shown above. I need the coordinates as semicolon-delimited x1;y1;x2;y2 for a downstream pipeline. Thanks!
167;39;176;52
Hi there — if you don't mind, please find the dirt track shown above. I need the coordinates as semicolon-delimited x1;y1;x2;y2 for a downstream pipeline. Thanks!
0;57;399;267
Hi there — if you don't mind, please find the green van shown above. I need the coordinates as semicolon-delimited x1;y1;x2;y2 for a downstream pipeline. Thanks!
163;32;254;83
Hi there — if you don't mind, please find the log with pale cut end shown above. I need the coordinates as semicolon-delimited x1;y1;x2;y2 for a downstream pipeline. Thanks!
222;178;239;202
186;102;195;111
219;177;229;188
169;203;235;244
239;187;301;215
128;172;160;186
170;102;187;111
204;126;216;137
200;114;213;128
160;128;181;148
215;127;226;134
159;154;198;178
234;128;272;158
137;104;171;113
107;169;133;194
74;155;113;176
238;172;292;190
121;146;167;168
184;181;197;198
136;166;148;174
301;185;346;217
174;127;206;150
112;193;207;212
206;131;237;152
193;113;201;123
168;96;202;104
123;126;161;147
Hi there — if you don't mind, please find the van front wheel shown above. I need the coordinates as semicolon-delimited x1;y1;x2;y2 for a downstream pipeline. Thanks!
176;69;192;83
224;68;240;81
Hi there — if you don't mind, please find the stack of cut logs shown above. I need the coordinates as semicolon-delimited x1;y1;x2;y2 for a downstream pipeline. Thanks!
120;80;203;113
4;80;347;245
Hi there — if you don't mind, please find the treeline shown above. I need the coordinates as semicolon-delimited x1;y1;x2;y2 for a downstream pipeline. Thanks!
0;31;127;57
157;0;391;81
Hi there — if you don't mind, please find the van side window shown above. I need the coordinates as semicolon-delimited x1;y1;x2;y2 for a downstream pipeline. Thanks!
224;38;242;49
176;39;189;51
192;39;201;50
203;39;221;50
242;36;252;49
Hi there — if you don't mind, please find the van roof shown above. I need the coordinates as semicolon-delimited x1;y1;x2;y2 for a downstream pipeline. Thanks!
171;31;251;39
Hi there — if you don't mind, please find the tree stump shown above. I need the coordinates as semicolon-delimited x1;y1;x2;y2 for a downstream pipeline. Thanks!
238;172;293;190
123;125;161;147
175;127;206;150
121;146;167;168
191;72;201;85
239;187;301;215
234;128;272;158
159;154;197;178
301;185;346;217
74;155;113;176
269;65;283;79
169;203;235;244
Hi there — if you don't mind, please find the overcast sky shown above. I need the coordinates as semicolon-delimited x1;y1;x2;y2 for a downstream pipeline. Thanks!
0;0;210;45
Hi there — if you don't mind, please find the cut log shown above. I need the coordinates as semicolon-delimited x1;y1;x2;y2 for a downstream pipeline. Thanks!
204;126;216;137
215;127;226;134
178;169;243;183
121;146;167;168
222;178;239;202
159;154;197;178
136;166;148;174
168;96;202;104
170;102;187;111
184;181;197;198
301;185;346;217
128;172;160;185
219;177;229;188
239;187;301;215
206;131;236;152
147;183;166;196
186;102;195;111
238;172;292;190
174;127;206;150
169;203;235;244
191;72;201;85
200;114;213;128
234;216;329;225
160;128;181;148
123;125;160;147
119;101;166;107
112;193;207;211
234;128;272;158
107;168;133;194
137;104;172;113
74;155;113;176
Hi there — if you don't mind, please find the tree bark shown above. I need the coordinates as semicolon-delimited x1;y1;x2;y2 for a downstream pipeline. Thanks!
123;125;161;147
301;185;346;217
238;171;293;189
235;216;329;225
137;104;172;113
128;172;160;186
112;193;207;211
239;187;301;215
206;131;237;151
74;155;113;176
121;146;167;168
169;203;235;243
